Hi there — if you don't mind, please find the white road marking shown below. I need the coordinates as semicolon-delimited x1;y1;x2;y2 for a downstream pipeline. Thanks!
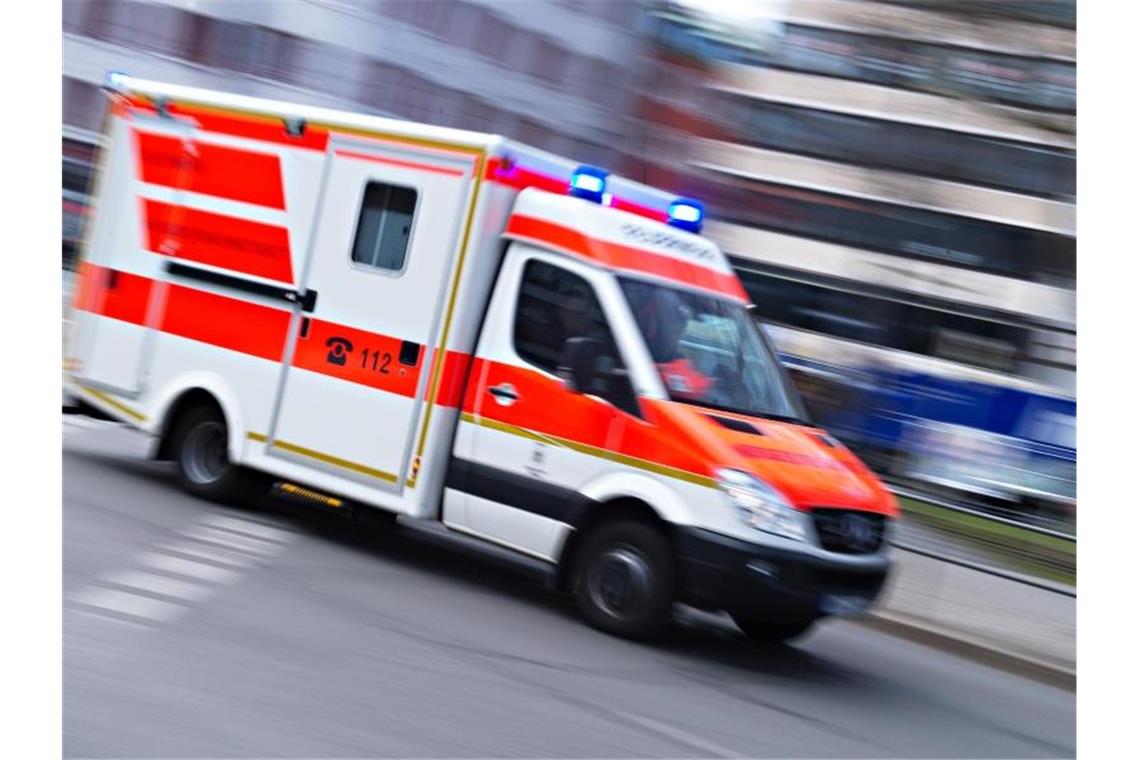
67;507;299;645
180;525;284;556
69;587;187;624
138;552;242;584
103;570;214;603
156;541;257;568
201;514;294;543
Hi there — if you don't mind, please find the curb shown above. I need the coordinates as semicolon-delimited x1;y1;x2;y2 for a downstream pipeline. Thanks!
857;613;1075;692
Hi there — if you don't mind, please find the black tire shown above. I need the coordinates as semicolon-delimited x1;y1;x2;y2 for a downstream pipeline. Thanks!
573;520;675;640
730;613;816;643
171;405;269;506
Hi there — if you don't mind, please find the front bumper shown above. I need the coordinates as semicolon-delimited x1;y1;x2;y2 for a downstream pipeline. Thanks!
676;527;892;622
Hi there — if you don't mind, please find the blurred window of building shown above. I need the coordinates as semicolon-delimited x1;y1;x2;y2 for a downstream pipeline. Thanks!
67;0;120;40
737;269;1036;375
413;0;453;38
381;0;417;25
440;1;480;48
533;37;569;84
472;7;513;61
62;0;86;34
451;92;490;132
887;0;1075;29
771;23;1075;113
62;77;104;135
704;178;1074;285
734;97;1074;199
62;154;92;196
501;27;537;71
190;20;299;81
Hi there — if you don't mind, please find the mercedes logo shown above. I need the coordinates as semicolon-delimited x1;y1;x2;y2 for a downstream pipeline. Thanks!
839;514;876;552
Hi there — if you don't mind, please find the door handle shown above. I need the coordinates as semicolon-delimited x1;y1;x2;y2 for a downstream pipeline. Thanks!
488;383;519;406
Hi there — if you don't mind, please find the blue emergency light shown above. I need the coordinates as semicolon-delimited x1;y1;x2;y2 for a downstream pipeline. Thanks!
667;198;705;234
569;165;608;204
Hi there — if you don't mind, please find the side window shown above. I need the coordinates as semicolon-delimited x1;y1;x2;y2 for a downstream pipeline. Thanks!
513;259;623;375
350;181;417;272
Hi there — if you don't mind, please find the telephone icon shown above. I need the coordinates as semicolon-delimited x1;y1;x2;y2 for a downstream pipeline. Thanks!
325;337;354;366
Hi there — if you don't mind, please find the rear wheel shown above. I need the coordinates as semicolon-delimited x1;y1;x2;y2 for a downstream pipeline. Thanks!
730;613;816;643
171;405;269;506
573;520;674;640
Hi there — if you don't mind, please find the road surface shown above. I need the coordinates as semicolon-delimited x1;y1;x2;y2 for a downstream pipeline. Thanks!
64;417;1075;758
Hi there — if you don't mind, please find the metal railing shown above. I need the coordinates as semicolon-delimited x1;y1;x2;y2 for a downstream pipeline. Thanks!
890;484;1075;542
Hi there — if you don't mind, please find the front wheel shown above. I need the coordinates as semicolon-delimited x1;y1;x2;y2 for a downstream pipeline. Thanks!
573;520;675;640
730;613;816;643
171;406;269;506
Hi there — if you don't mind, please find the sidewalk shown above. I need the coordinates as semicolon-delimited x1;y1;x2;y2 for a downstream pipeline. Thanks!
868;544;1075;684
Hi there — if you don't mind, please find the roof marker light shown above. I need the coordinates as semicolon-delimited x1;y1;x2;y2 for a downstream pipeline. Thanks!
569;165;608;204
103;70;130;93
667;198;705;234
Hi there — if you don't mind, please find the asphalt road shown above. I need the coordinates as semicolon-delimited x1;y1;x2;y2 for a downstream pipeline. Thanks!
63;417;1075;758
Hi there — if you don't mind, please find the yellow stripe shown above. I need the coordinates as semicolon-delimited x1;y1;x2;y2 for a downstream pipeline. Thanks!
461;413;717;489
77;385;147;422
407;152;488;486
279;482;343;508
248;432;398;484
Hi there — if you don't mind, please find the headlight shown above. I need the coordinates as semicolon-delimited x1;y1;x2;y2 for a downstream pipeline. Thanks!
715;468;807;542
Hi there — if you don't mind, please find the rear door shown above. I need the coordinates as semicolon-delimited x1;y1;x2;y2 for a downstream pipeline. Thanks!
268;135;478;491
71;109;197;395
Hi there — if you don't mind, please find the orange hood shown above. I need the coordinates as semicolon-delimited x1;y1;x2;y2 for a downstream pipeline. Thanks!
644;400;899;518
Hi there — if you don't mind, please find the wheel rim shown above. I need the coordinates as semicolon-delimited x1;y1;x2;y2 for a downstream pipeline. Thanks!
586;545;653;621
182;421;229;485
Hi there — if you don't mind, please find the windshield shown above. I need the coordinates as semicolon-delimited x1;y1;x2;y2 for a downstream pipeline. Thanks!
620;278;805;421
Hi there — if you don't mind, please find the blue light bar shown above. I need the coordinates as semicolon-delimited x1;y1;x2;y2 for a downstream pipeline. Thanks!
569;165;608;204
667;198;705;233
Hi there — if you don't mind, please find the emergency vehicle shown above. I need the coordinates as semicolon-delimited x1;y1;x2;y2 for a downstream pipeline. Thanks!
65;75;898;641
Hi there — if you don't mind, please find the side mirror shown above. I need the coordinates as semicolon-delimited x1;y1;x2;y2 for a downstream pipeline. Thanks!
557;336;601;394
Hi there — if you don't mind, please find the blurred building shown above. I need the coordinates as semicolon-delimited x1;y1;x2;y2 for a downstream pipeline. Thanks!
641;0;1075;394
61;0;1077;508
62;0;653;259
636;0;1076;508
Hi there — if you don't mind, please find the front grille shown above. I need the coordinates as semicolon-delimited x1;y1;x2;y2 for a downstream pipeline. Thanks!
811;508;887;554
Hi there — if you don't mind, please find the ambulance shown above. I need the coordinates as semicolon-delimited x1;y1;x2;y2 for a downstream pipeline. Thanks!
65;75;898;641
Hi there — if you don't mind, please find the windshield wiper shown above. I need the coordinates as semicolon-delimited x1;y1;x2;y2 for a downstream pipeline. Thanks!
748;412;807;425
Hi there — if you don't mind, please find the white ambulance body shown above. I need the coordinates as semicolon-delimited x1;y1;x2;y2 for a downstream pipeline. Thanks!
67;76;897;640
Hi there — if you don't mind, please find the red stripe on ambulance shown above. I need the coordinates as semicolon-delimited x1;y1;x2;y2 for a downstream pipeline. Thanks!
73;266;432;401
505;215;748;301
141;199;295;284
433;350;476;407
160;284;292;362
132;129;288;210
291;318;424;398
74;264;154;326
